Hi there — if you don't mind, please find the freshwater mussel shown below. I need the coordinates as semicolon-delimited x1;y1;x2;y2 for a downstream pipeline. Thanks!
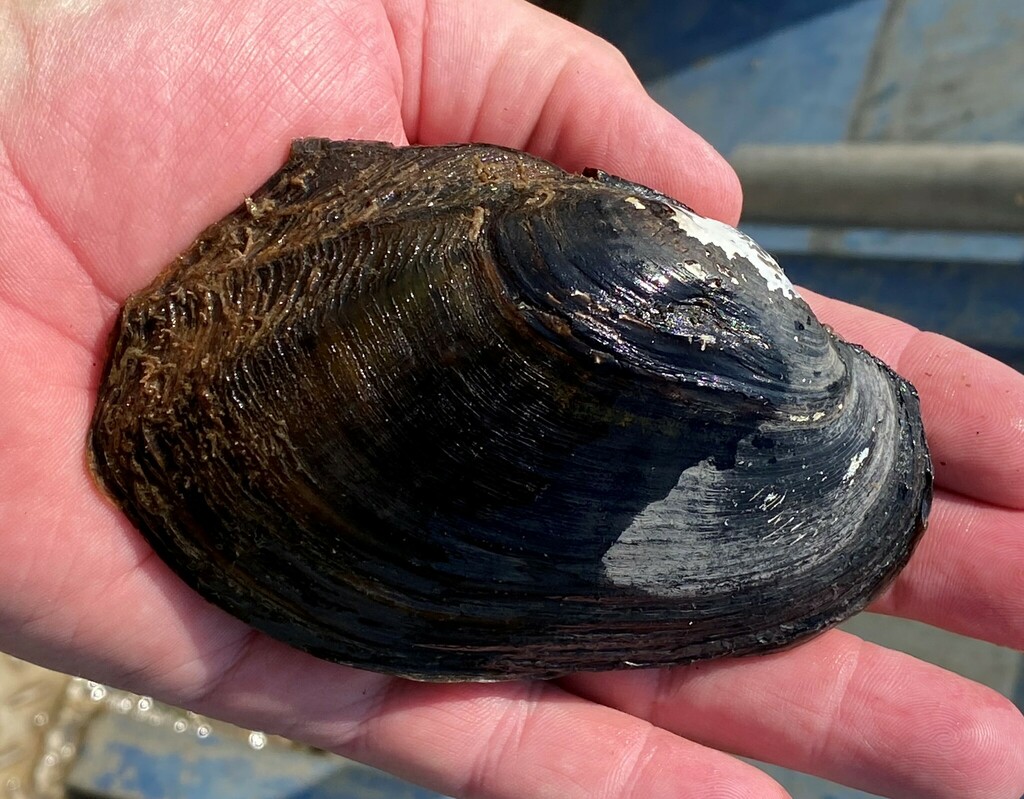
89;138;932;680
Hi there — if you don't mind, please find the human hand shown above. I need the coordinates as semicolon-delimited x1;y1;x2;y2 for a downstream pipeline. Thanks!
1;1;1022;797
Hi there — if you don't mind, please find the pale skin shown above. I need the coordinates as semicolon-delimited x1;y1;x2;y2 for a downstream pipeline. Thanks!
1;0;1023;796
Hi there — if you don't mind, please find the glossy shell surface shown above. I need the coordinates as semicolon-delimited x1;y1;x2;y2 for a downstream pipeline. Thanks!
89;139;932;680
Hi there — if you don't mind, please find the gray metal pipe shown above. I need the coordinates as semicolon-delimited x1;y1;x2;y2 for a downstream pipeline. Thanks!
730;143;1024;233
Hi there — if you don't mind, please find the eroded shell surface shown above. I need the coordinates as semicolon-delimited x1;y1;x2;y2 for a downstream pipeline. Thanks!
89;139;932;680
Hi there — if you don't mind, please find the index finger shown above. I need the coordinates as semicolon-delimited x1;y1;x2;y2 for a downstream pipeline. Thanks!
802;289;1024;510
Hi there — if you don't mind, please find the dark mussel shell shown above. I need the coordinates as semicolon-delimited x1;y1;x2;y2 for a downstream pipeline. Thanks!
89;139;932;681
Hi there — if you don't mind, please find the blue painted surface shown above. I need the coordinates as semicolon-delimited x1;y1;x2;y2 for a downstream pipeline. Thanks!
577;0;867;82
644;0;889;154
85;741;311;799
746;223;1024;267
827;229;1024;265
851;0;1024;142
835;0;1024;261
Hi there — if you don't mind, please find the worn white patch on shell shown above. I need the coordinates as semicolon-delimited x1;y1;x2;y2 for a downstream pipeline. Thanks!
625;196;646;210
679;259;708;281
843;447;871;482
668;205;797;298
788;411;827;423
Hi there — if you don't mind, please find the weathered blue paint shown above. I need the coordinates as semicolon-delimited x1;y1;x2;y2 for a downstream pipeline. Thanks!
576;0;867;82
836;0;1024;261
851;0;1024;142
747;223;1024;268
643;0;889;154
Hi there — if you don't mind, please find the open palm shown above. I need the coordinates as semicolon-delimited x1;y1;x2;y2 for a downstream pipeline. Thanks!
1;1;1023;797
